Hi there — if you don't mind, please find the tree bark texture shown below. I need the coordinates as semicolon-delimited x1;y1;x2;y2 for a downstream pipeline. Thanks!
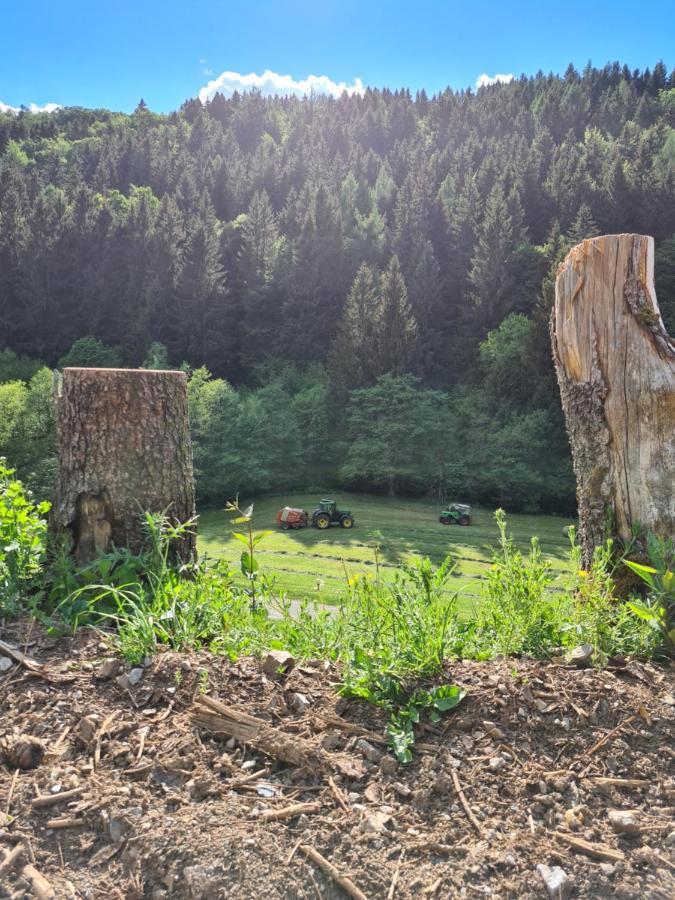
551;234;675;565
52;368;196;565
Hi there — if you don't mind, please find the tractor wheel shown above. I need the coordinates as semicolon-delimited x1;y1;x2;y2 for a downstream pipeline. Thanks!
340;515;354;529
459;515;471;526
314;513;331;529
439;516;450;525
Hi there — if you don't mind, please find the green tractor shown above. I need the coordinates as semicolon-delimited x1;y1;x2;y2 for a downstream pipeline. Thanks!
439;503;472;526
312;499;355;530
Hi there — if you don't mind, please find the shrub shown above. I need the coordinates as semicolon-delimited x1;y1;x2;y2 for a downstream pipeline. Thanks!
0;459;50;615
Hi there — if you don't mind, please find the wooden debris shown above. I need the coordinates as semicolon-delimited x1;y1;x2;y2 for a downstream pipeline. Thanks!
32;787;84;809
256;801;320;823
45;816;86;830
0;734;45;770
190;695;329;770
584;776;649;789
299;844;369;900
22;863;55;900
285;838;302;865
554;832;625;862
585;716;636;758
327;775;350;813
387;849;405;900
451;769;482;835
93;711;116;770
0;842;26;875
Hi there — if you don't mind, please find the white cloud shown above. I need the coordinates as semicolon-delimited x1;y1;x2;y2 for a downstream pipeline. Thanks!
0;100;62;115
475;73;514;89
199;69;365;103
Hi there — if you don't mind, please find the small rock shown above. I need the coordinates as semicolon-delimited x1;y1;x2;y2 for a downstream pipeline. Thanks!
127;667;144;686
536;864;572;900
75;715;98;744
609;809;641;835
355;739;382;763
109;816;129;843
392;781;411;799
287;692;309;714
488;756;505;772
49;783;62;794
364;783;382;804
431;775;453;796
665;831;675;847
98;657;122;680
379;755;398;776
360;810;391;834
241;760;257;771
0;656;14;672
321;731;340;751
599;863;615;877
566;644;594;668
487;725;506;740
262;650;295;677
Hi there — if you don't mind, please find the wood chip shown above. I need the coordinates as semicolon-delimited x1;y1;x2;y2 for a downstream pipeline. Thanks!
32;787;84;809
256;801;320;823
554;832;625;862
22;863;55;900
45;816;86;830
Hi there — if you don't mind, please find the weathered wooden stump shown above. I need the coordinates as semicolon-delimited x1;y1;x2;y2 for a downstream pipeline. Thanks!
52;368;196;565
551;234;675;565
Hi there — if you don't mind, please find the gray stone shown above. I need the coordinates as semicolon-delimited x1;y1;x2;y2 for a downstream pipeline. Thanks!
536;864;572;900
97;658;122;679
287;692;309;714
664;831;675;847
489;756;505;772
0;656;14;673
128;667;144;686
355;739;382;763
566;644;594;668
609;809;641;835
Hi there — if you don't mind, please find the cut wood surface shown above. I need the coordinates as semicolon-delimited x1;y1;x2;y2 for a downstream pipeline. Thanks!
51;367;196;563
552;234;675;564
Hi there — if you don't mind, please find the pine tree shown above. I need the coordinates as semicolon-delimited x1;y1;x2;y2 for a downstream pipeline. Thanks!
328;263;380;393
377;255;417;375
469;183;525;330
568;202;599;244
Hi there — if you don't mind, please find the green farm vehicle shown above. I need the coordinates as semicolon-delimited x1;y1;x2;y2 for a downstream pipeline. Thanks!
439;503;472;526
312;499;355;530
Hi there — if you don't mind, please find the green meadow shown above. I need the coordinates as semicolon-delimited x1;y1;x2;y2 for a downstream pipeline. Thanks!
199;493;576;610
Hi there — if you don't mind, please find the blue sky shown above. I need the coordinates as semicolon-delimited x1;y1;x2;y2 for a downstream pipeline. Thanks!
1;0;673;113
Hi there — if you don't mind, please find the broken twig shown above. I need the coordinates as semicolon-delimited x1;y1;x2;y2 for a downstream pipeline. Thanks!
299;845;369;900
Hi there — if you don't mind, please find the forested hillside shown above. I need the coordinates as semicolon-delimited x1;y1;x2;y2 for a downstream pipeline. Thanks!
1;61;675;511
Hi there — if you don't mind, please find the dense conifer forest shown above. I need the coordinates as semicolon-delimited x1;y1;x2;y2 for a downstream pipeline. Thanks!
1;61;675;510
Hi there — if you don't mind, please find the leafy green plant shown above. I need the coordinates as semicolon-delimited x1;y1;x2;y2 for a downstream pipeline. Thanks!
474;508;560;657
225;498;272;611
625;534;675;655
387;684;465;763
0;458;50;615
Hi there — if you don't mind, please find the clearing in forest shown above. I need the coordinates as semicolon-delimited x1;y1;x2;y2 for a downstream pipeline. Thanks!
199;493;575;608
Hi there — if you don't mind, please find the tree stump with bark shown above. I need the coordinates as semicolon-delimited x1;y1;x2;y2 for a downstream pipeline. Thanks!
551;234;675;566
52;368;196;565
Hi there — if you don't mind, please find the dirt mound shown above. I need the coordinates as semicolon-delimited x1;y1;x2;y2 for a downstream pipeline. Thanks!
1;623;674;899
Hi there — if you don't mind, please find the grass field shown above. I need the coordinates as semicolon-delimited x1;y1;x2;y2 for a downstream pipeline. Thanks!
199;493;576;611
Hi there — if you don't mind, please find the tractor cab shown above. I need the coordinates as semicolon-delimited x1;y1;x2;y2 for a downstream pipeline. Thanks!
311;499;355;529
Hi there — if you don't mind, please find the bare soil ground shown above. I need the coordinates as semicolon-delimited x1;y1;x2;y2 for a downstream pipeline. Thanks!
1;622;674;899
